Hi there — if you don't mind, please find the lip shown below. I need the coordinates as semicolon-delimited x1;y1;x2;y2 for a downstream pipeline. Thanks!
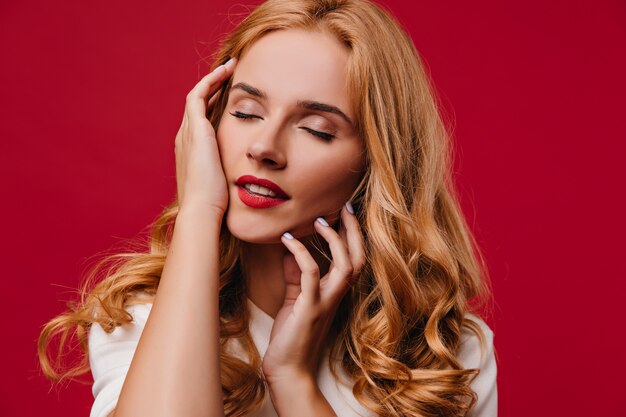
235;175;290;199
236;186;289;209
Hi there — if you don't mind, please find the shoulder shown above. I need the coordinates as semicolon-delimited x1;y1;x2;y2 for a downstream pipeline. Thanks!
88;301;153;417
88;302;153;354
458;313;494;367
457;312;498;417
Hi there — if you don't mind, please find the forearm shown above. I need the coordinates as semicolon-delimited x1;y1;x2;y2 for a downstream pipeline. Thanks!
114;205;224;417
268;376;337;417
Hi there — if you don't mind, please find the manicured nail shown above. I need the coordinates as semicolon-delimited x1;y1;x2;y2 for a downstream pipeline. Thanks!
212;64;225;74
345;201;354;214
282;232;294;240
224;57;235;68
316;217;329;227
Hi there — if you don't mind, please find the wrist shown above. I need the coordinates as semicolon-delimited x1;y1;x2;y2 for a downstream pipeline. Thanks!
267;371;316;392
268;374;337;417
176;203;224;226
265;366;314;388
268;374;317;406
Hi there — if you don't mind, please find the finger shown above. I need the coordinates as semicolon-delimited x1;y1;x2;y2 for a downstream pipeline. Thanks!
187;57;237;123
313;217;354;300
207;88;223;111
282;253;302;304
341;202;366;277
338;217;348;244
189;57;236;99
331;219;346;284
175;103;190;202
179;106;190;199
205;88;224;120
180;98;190;146
280;233;321;305
175;126;183;202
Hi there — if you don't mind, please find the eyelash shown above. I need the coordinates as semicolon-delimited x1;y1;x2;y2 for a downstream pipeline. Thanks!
229;111;335;141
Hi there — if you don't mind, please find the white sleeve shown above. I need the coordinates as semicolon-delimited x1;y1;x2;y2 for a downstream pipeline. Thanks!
88;303;153;417
457;313;498;417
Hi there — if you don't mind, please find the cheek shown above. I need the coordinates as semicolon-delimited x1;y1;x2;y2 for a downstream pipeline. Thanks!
216;121;244;172
215;114;231;150
294;150;363;207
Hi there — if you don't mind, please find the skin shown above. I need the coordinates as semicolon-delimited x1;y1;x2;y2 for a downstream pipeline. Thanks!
132;27;367;417
217;28;366;319
111;28;368;417
215;29;368;413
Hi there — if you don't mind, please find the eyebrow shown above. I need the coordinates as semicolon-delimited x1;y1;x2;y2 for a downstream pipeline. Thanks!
230;81;354;126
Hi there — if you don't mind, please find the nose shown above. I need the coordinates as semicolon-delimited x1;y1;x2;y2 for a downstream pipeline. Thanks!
246;125;287;168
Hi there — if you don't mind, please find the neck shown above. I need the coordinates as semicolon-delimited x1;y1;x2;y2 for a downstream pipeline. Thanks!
241;234;331;319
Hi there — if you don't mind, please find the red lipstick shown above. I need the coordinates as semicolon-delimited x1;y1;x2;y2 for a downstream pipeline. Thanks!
235;175;290;209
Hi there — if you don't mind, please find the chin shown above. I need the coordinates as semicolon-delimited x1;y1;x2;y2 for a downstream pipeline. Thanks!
224;211;285;244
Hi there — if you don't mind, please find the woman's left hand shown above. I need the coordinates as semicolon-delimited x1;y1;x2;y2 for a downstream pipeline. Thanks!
261;202;365;385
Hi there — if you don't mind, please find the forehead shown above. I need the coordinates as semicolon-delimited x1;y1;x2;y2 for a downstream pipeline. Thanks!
231;28;353;117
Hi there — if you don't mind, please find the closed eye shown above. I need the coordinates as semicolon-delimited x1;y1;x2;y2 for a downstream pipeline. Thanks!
230;111;261;120
300;127;334;141
229;111;335;142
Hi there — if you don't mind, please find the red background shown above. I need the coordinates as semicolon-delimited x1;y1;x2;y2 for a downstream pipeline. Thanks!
2;0;625;416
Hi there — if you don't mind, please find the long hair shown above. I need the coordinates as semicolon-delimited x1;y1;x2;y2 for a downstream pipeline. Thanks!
38;1;493;416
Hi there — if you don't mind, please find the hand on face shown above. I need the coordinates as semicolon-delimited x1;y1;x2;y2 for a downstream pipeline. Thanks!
261;202;365;384
174;57;237;216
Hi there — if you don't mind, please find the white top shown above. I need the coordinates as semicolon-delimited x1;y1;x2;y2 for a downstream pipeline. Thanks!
88;298;498;417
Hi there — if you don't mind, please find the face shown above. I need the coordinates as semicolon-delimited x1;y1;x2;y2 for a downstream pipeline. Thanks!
217;28;366;244
217;29;365;243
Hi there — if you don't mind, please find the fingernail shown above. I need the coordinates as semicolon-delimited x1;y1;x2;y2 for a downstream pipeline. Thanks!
282;232;294;240
316;217;329;227
224;57;235;68
345;201;354;214
212;64;225;74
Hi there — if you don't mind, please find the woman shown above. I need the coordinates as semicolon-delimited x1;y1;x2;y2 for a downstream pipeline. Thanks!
38;0;497;416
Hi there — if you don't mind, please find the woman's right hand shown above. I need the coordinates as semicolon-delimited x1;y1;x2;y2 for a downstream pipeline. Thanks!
174;57;237;218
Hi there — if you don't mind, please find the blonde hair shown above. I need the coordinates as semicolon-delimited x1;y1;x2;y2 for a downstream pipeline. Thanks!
38;1;493;416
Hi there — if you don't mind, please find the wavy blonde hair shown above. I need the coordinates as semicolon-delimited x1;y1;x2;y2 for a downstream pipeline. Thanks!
38;1;493;416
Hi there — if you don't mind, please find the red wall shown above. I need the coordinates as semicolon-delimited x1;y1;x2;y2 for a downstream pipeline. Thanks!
2;1;624;415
